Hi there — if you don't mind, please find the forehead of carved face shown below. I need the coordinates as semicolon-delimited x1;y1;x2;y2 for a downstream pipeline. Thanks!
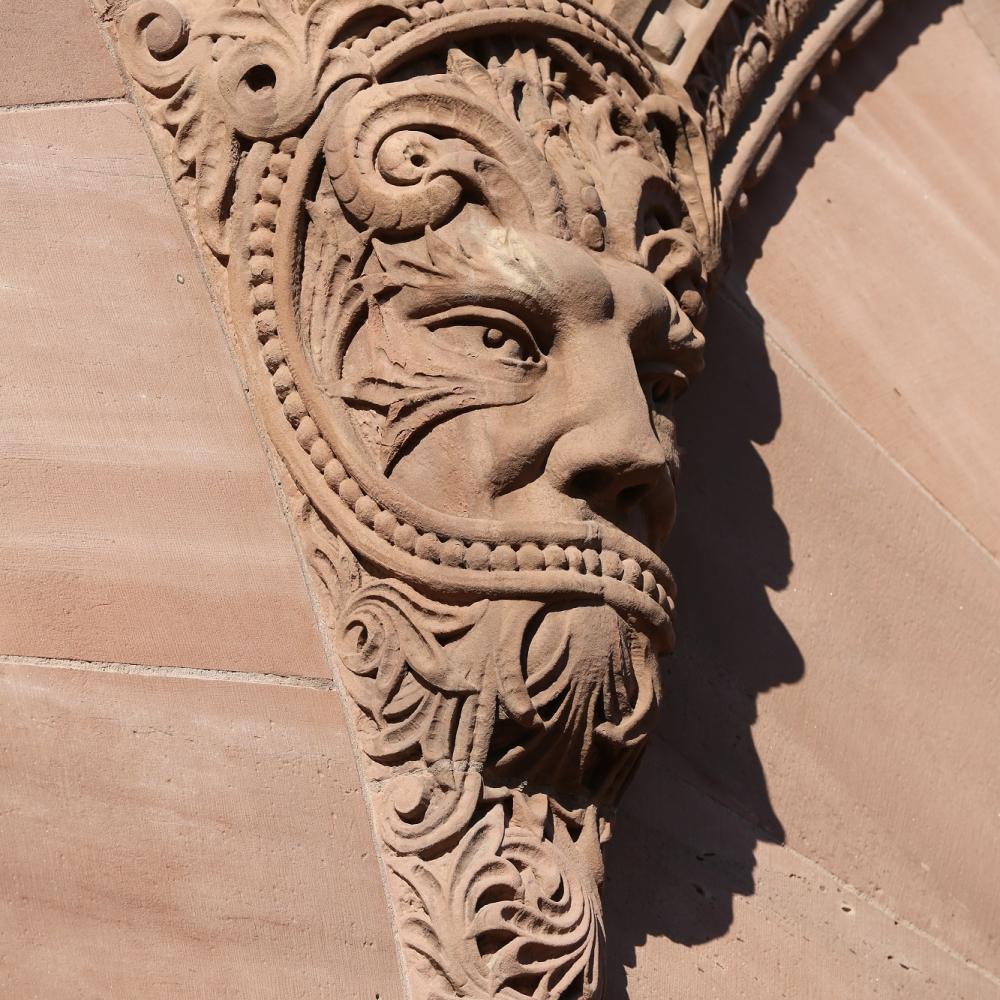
339;207;704;550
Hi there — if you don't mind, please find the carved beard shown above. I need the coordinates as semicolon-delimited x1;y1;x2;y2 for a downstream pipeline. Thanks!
311;516;662;1000
488;602;661;803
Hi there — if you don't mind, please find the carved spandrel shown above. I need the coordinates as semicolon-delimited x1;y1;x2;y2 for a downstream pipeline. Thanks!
112;2;722;996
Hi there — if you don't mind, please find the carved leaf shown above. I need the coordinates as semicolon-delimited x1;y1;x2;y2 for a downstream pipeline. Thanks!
394;801;604;999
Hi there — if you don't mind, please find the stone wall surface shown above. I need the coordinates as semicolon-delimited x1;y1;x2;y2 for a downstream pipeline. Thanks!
0;100;331;676
0;5;406;998
0;1;997;999
0;1;123;107
0;664;403;1000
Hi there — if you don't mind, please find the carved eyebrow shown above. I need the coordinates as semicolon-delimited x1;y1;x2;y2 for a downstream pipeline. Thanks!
392;243;562;330
389;225;621;332
555;249;615;322
397;283;556;353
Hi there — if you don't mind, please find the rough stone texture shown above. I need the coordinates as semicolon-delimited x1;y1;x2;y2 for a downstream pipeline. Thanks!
1;1;998;998
0;1;124;107
0;661;403;1000
0;102;329;677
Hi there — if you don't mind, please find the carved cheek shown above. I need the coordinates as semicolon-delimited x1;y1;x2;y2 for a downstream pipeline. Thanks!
473;385;569;496
495;432;563;495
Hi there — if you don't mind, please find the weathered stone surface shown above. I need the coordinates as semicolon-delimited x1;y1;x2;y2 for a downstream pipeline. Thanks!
737;0;1000;557
0;103;328;677
0;1;123;107
2;2;996;997
108;2;726;995
0;661;404;1000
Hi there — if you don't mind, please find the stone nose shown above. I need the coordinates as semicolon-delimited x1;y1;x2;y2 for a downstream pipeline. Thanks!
548;362;667;519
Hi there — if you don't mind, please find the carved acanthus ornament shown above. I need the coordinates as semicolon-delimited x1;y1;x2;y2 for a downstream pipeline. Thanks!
106;0;876;995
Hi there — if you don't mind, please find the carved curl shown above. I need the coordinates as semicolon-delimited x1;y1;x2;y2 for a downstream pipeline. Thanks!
324;72;567;239
117;0;402;251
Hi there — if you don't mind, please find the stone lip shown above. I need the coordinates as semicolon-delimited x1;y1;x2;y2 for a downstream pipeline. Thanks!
314;443;679;641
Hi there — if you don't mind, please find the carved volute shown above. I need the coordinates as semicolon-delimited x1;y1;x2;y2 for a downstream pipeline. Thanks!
108;1;836;997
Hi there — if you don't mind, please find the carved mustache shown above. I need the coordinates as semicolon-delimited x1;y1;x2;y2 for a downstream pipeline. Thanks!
319;447;676;641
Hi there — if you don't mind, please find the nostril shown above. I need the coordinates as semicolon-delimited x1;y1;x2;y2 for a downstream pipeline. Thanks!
616;482;651;511
566;467;611;505
564;466;657;515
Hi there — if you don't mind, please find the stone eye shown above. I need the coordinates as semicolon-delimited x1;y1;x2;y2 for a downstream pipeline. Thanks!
482;326;536;362
427;309;543;368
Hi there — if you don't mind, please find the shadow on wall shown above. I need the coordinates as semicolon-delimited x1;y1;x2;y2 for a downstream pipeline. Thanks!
603;0;959;993
603;281;799;991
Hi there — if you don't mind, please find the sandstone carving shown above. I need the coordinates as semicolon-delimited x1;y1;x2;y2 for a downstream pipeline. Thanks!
113;1;719;997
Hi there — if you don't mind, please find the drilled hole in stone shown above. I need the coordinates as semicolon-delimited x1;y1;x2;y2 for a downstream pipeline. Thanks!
244;64;276;93
348;624;369;650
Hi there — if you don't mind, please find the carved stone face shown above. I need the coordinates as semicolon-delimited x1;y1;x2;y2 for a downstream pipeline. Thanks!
351;210;702;553
302;44;718;669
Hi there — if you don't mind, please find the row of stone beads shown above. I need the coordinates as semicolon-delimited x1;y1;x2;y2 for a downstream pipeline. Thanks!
292;404;673;607
307;434;671;608
251;139;295;364
247;142;358;494
289;391;671;603
250;145;362;524
249;137;314;461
